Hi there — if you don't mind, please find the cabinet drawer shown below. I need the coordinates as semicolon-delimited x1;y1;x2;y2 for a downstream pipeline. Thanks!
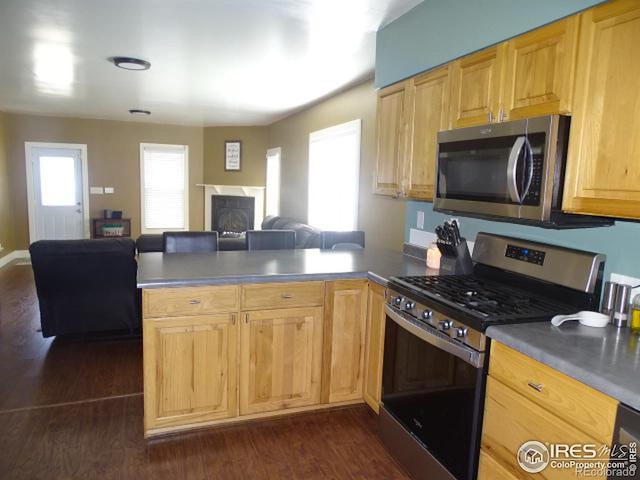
143;285;240;318
482;377;607;480
489;342;617;444
242;282;324;310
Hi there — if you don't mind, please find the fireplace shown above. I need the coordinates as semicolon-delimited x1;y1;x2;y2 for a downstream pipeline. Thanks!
200;184;265;232
211;195;255;235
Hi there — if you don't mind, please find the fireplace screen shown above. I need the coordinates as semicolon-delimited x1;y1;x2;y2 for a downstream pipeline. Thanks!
211;195;255;235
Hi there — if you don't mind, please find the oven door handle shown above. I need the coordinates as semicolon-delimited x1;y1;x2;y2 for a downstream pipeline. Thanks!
385;305;485;369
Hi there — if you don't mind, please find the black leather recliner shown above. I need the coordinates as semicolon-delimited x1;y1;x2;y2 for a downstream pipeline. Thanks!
29;238;140;337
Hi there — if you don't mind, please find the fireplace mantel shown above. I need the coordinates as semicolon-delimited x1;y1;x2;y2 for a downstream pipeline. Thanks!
197;184;265;231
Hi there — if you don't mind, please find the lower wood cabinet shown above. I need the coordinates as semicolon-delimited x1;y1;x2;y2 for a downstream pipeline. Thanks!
363;281;386;412
239;306;323;415
142;280;391;437
479;342;618;480
322;280;368;404
143;313;237;434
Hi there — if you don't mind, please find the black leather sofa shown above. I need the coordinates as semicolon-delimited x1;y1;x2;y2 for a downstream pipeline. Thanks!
136;216;321;252
29;238;141;337
261;216;321;249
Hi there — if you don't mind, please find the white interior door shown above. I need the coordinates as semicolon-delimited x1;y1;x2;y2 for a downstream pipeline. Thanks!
27;144;89;242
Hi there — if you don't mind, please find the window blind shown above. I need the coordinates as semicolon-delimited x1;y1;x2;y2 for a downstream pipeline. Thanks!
308;119;361;231
141;144;188;231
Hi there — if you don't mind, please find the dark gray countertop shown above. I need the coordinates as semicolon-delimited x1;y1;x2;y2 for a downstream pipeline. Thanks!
487;322;640;410
137;248;432;288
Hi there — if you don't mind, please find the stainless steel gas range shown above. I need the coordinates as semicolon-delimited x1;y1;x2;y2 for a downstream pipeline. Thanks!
379;233;605;480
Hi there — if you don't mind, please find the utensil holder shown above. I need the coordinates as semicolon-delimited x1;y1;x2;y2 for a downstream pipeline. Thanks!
439;239;474;275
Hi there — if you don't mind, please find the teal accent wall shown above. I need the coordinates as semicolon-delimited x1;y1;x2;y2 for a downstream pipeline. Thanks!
405;201;640;281
375;0;603;88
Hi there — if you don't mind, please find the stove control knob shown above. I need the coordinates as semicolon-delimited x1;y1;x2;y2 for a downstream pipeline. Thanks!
439;320;453;331
404;301;415;311
393;296;403;306
422;310;433;320
456;327;468;338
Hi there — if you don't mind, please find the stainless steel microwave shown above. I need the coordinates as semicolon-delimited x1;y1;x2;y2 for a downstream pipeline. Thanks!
434;115;612;228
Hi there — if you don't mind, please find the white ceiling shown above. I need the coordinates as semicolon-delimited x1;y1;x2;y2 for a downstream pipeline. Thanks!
0;0;422;126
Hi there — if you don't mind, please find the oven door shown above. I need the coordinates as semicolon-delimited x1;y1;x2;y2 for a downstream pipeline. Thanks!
380;305;487;480
434;115;561;222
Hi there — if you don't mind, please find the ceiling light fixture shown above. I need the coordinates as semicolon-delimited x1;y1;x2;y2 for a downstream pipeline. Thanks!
110;56;151;70
129;109;151;116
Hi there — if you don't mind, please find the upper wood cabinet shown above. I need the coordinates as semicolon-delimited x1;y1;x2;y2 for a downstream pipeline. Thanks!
321;280;368;404
363;282;386;413
404;66;451;200
562;0;640;219
143;314;237;435
450;45;505;128
502;16;579;120
239;306;323;415
374;81;408;197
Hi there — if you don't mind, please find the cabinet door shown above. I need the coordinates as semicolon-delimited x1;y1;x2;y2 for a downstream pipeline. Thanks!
239;307;323;415
374;82;408;196
321;280;368;404
450;45;505;128
405;66;451;200
363;282;386;413
563;0;640;219
143;314;237;434
502;17;578;120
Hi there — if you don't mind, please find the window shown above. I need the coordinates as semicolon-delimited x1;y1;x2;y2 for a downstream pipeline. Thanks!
308;119;361;231
265;147;281;217
140;143;189;233
39;156;76;206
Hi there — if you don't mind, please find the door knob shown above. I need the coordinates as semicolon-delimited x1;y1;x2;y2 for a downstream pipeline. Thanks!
76;209;82;213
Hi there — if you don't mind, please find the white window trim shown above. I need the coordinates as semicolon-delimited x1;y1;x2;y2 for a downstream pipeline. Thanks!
139;143;189;234
308;119;361;231
265;147;281;217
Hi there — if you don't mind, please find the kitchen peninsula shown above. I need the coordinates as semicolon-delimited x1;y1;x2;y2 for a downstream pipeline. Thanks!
137;248;429;437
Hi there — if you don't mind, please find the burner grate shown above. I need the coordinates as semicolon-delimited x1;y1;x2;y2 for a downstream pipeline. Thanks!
392;275;574;322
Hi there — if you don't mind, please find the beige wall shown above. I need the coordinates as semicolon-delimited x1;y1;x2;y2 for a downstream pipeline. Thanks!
0;113;13;258
268;80;405;251
203;126;268;186
4;114;204;249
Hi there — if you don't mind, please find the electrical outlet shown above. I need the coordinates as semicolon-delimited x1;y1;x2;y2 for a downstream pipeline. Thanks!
417;211;425;230
610;273;640;302
90;186;104;195
104;187;114;194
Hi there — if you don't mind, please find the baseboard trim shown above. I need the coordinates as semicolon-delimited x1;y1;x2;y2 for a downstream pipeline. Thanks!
0;250;30;269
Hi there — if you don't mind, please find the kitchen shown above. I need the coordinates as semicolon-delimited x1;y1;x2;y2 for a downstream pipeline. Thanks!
138;1;640;479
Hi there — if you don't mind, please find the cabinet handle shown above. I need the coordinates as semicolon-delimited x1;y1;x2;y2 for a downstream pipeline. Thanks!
245;313;250;323
499;106;507;122
231;314;236;325
188;299;201;305
488;111;493;124
527;381;544;392
281;293;293;299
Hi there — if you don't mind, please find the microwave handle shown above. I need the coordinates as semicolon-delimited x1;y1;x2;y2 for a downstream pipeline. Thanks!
507;136;526;204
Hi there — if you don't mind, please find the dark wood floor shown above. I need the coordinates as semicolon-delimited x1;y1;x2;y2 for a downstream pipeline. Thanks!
0;263;409;479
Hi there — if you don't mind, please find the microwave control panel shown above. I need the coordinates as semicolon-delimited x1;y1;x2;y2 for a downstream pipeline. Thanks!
505;245;546;266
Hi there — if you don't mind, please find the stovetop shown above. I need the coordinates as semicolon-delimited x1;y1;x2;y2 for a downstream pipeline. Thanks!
390;274;577;325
